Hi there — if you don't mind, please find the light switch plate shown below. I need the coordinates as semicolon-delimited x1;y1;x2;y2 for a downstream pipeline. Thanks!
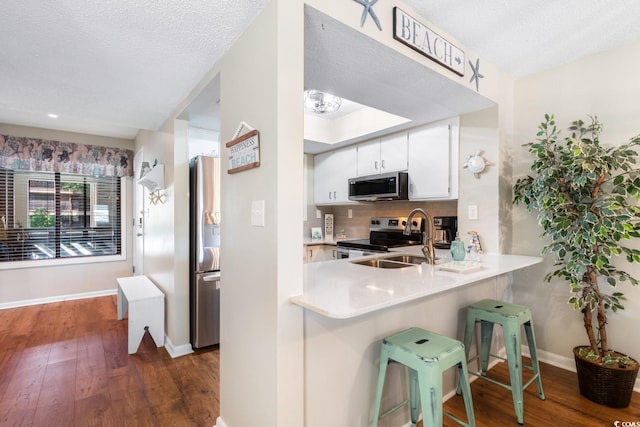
251;200;265;226
468;205;478;220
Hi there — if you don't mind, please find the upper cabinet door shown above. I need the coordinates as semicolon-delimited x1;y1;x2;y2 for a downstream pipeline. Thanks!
356;139;381;176
331;146;357;202
408;121;454;200
313;150;334;204
357;132;408;177
314;145;357;205
380;132;408;173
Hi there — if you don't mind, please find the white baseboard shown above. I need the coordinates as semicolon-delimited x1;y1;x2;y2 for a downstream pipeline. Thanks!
214;416;227;427
163;335;194;358
522;345;576;373
0;289;117;310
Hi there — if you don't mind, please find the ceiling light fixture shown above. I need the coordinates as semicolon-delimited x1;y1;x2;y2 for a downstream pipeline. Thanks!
304;89;341;114
47;113;58;119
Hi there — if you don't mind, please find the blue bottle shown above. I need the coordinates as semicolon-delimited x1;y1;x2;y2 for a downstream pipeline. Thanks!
450;234;465;261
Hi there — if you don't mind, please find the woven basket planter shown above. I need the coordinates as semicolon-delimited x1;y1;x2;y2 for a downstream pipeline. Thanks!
573;346;639;408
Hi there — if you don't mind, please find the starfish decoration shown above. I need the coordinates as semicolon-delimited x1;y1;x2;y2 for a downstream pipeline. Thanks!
353;0;382;31
148;190;167;205
469;58;484;92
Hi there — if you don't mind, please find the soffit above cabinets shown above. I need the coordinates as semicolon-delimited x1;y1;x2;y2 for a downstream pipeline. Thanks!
303;6;495;154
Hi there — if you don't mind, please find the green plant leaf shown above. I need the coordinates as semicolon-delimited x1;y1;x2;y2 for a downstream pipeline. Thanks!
513;114;640;353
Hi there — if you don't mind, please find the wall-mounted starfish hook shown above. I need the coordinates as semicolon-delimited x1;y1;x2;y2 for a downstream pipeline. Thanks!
353;0;382;31
469;58;484;92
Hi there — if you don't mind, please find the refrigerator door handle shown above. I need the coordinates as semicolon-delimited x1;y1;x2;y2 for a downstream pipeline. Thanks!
203;272;221;282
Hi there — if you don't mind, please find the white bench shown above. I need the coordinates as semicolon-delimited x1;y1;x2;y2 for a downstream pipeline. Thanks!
116;276;165;354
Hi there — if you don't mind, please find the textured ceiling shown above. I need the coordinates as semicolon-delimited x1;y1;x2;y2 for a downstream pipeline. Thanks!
403;0;640;78
1;1;640;140
0;0;267;139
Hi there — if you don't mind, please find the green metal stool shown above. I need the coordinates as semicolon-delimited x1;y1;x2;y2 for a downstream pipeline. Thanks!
373;327;475;427
460;299;545;425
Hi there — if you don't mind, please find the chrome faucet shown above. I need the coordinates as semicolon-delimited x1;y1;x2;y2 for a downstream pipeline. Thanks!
403;208;436;265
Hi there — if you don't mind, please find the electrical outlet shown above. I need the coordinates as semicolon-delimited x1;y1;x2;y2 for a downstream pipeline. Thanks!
316;209;322;219
348;209;353;219
468;205;478;220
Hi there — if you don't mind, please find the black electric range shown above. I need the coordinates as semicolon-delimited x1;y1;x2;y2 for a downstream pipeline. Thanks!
336;216;423;256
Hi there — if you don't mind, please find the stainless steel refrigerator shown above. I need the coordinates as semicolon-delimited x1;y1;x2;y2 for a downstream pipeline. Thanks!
189;155;221;348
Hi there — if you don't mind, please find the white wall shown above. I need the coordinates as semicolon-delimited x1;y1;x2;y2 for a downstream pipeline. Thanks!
134;125;194;353
458;106;500;252
511;41;640;365
0;124;134;306
215;1;304;426
172;121;191;350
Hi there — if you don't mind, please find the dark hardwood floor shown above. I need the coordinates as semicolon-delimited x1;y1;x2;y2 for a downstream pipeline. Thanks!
439;354;640;426
1;295;638;426
0;295;219;427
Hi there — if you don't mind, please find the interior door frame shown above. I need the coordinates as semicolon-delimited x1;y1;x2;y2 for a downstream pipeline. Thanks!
133;148;144;275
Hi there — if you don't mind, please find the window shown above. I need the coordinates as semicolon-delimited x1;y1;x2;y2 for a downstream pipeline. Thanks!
0;168;121;263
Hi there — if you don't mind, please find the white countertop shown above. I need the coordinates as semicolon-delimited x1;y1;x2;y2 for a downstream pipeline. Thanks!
303;236;366;246
290;248;542;319
303;238;337;246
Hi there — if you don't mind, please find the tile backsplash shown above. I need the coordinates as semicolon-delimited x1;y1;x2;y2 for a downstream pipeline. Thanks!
304;200;457;240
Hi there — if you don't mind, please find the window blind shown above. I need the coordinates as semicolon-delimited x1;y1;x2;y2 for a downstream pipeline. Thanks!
0;168;121;262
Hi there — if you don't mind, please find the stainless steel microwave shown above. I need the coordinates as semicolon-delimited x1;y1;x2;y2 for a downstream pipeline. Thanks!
348;171;409;201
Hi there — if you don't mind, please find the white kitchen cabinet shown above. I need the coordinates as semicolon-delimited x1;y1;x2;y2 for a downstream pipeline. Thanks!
314;145;357;204
407;118;459;200
357;132;408;176
304;245;336;263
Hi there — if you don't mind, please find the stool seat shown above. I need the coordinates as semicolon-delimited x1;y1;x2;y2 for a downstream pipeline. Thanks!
461;299;545;425
373;327;475;427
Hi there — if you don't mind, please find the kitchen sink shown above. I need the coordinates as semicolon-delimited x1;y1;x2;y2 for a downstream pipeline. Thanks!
350;254;430;269
351;259;415;269
382;255;428;265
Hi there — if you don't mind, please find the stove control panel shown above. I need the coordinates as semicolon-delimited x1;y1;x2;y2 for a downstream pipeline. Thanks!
369;216;422;233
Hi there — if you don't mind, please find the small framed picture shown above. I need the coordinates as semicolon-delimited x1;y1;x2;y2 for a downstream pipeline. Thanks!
311;227;323;241
226;129;260;174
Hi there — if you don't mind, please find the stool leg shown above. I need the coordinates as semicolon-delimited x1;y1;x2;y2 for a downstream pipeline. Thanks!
457;361;476;427
463;313;475;362
457;314;477;395
372;350;390;427
504;323;524;424
408;368;420;427
127;319;146;354
418;369;443;427
524;321;546;400
479;320;494;375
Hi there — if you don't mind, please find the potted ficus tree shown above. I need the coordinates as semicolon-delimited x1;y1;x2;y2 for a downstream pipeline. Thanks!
513;114;640;408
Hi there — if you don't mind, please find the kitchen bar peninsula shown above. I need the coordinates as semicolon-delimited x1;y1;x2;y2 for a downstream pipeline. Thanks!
290;250;542;427
291;251;541;318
